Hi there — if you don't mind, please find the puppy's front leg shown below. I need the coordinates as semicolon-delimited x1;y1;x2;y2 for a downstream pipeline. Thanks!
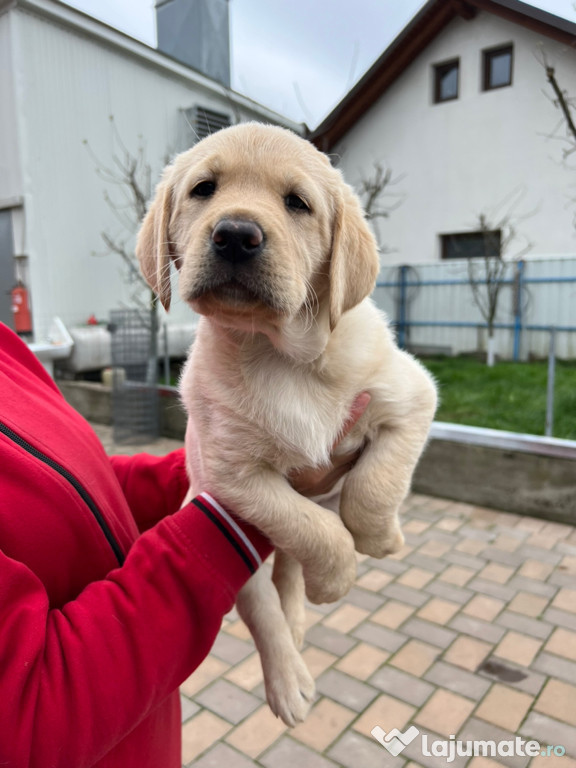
341;367;437;558
236;568;314;727
213;470;357;604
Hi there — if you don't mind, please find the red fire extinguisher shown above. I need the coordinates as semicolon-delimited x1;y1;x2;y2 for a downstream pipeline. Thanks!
11;281;32;335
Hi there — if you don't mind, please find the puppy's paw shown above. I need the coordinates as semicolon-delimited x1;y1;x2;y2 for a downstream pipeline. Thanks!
300;514;357;603
303;547;357;605
353;525;405;559
265;654;315;727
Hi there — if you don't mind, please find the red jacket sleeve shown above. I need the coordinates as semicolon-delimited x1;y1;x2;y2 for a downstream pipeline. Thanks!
109;449;190;531
0;496;272;768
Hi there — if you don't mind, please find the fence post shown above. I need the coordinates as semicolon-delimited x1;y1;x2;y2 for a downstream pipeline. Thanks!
545;327;556;438
513;259;524;362
397;265;408;349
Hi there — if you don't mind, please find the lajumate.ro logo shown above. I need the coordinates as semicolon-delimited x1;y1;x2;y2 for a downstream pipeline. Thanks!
370;725;568;762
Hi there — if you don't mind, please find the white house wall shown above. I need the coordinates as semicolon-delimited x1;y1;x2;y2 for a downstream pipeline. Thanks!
0;12;23;204
334;11;576;268
9;4;293;340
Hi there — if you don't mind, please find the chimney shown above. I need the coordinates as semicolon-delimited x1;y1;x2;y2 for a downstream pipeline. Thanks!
155;0;230;87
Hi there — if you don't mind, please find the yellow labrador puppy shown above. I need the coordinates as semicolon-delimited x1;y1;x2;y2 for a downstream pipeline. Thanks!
136;123;437;726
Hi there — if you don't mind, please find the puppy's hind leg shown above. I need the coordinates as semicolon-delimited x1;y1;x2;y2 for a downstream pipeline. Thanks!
236;567;315;727
272;550;306;651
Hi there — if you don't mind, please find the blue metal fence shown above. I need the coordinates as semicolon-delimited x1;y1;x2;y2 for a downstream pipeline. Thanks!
376;259;576;360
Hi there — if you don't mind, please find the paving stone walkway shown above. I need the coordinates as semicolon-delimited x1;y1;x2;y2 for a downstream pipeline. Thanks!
92;424;576;768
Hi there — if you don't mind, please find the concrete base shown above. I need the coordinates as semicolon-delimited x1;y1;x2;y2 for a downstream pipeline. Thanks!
58;381;576;524
414;439;576;525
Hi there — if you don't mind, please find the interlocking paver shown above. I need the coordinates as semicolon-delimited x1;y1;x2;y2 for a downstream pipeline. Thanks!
181;655;230;698
449;614;506;643
443;635;493;671
519;712;576;757
181;711;232;765
291;698;356;750
507;591;550;617
495;610;553;640
402;617;458;648
259;736;339;768
389;638;441;675
476;562;516;583
463;595;506;622
369;665;435;705
382;582;430;606
551;588;576;613
300;645;338;677
352;620;407;652
532;652;576;684
459;719;530;767
322;603;370;633
328;730;400;768
315;668;379;711
424;660;491;700
190;742;255;768
224;651;263;691
371;600;415;628
417;597;461;624
335;642;389;680
474;683;534;731
534;678;576;726
194;680;261;724
398;566;437;589
414;688;476;737
544;627;576;661
352;692;415;736
225;705;287;758
493;631;542;667
355;568;393;591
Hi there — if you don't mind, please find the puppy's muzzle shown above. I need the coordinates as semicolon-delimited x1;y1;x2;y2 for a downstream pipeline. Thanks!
211;219;264;264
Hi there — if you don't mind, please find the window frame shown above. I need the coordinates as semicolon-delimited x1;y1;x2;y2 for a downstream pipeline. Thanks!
440;230;502;261
433;58;460;104
482;44;514;91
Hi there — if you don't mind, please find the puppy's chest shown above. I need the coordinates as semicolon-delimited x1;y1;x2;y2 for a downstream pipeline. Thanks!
188;348;350;470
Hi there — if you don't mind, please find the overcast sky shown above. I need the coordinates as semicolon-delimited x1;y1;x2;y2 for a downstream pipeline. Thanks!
64;0;576;129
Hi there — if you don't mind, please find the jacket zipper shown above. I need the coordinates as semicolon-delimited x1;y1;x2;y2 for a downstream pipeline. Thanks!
0;421;125;566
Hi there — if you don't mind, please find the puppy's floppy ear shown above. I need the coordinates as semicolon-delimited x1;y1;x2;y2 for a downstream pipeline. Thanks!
136;169;174;311
329;183;380;331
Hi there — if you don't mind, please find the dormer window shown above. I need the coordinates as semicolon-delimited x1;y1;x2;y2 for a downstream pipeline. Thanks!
483;45;513;90
434;59;459;103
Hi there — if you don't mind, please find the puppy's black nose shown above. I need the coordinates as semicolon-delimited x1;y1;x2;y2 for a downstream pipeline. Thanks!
211;219;264;263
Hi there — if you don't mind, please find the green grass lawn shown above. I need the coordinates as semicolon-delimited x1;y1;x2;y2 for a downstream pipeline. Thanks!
422;357;576;440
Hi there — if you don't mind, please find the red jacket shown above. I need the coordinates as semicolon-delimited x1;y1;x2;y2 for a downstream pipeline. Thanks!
0;323;272;767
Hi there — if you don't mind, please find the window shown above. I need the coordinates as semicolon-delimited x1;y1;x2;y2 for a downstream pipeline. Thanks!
184;106;231;141
483;45;513;90
441;230;502;260
433;59;459;103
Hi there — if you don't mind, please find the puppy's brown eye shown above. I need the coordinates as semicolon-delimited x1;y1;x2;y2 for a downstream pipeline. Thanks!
191;181;216;198
285;194;310;213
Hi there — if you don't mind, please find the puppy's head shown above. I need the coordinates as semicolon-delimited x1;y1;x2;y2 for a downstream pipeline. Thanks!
137;123;379;348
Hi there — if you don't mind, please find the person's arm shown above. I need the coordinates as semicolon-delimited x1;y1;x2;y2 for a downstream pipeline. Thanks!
0;495;272;768
109;449;189;531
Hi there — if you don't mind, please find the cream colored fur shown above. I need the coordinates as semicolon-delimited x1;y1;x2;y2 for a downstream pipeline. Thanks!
136;123;437;726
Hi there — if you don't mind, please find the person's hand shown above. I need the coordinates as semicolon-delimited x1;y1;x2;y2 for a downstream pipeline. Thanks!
289;392;371;497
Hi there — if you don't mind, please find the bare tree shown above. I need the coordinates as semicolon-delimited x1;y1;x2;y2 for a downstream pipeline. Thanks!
83;116;159;309
466;202;532;366
543;59;576;159
83;116;172;385
356;161;404;253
